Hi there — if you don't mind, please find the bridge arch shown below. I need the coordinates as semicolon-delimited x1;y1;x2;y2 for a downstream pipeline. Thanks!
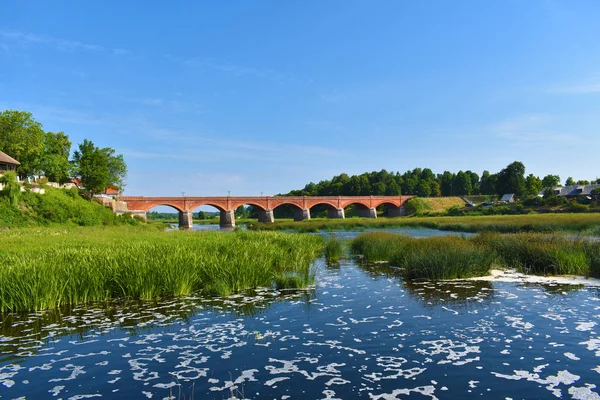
139;202;184;213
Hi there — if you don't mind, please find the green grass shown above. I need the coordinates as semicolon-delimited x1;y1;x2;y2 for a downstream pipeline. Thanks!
476;232;599;276
323;237;344;263
248;213;600;234
0;227;323;312
351;231;600;280
351;232;494;280
0;187;143;227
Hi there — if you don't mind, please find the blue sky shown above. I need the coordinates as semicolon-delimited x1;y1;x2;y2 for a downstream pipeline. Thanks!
1;0;600;198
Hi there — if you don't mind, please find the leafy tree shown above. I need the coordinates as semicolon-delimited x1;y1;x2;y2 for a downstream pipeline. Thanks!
467;171;480;195
495;161;526;197
430;180;442;197
479;170;497;195
71;139;127;195
541;174;561;188
39;132;72;183
576;180;590;185
0;110;45;178
525;174;543;196
565;177;575;186
105;148;127;192
439;171;455;196
385;179;401;196
415;180;431;197
453;171;472;195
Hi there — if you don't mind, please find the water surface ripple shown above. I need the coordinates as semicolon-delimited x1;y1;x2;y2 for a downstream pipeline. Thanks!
1;258;600;399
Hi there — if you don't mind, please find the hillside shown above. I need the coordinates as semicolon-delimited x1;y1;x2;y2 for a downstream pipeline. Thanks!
0;187;140;227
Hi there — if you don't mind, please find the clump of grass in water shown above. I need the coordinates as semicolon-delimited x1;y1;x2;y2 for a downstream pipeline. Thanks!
323;238;344;263
0;228;323;312
350;231;600;281
478;232;596;277
351;232;494;280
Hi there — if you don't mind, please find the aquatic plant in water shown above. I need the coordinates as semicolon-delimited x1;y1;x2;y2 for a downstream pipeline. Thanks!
0;228;323;312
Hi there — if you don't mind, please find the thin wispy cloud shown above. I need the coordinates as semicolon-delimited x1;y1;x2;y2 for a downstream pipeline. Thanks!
166;54;308;84
547;76;600;94
492;114;578;145
0;30;129;56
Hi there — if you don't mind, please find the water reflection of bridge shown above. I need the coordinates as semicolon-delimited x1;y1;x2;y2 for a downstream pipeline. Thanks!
122;196;413;228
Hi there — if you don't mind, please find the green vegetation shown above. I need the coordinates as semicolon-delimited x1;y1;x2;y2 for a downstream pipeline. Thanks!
72;139;127;195
0;228;323;312
474;233;598;276
1;109;126;194
248;213;600;234
351;232;494;280
405;197;431;215
0;187;140;227
323;237;344;263
351;231;600;280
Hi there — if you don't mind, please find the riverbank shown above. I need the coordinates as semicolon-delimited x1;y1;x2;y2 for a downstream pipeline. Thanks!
0;227;323;312
248;213;600;234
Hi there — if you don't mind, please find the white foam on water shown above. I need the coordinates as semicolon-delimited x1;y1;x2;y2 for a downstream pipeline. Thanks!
469;269;600;286
568;384;600;400
265;377;290;386
492;369;580;398
565;352;581;361
576;322;597;332
369;385;438;400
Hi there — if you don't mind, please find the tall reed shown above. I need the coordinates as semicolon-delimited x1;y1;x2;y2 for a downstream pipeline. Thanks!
351;231;600;280
350;232;494;280
0;228;323;312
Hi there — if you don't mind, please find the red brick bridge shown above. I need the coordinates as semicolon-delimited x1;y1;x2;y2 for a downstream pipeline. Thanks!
122;196;413;228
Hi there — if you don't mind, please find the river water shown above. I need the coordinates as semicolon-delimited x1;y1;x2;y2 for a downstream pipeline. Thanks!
1;229;600;399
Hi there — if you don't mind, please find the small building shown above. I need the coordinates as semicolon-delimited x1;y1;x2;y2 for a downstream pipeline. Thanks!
501;194;516;203
538;184;600;198
0;151;20;172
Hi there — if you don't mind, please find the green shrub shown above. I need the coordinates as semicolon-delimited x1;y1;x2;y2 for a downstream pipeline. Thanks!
0;171;21;206
405;198;432;216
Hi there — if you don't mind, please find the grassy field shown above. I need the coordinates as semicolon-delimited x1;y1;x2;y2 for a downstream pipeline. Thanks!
248;213;600;234
420;197;466;212
351;231;600;280
0;227;323;312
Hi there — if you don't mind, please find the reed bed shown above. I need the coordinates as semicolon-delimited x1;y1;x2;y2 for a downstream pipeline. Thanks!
249;213;600;234
351;231;600;280
0;228;323;312
476;232;600;277
351;232;494;280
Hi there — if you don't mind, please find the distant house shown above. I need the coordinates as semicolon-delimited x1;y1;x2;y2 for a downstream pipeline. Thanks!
501;194;516;203
538;184;600;198
0;151;20;172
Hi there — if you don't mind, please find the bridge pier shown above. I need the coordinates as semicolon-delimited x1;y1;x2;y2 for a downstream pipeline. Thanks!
179;210;193;229
258;209;275;223
220;209;235;228
327;208;345;219
359;207;377;219
387;205;406;217
294;208;311;221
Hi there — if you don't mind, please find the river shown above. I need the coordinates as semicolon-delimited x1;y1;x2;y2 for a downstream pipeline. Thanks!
1;228;599;399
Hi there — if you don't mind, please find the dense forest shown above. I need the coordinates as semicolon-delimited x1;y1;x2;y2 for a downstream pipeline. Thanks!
284;161;598;198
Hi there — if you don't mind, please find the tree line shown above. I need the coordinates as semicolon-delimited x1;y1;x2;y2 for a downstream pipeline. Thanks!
285;161;598;198
0;110;127;195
